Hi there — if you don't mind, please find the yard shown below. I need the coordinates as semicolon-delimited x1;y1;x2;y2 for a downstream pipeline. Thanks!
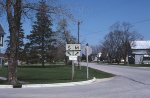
0;65;114;84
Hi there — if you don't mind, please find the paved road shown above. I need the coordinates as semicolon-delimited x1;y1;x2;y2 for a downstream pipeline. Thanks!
1;63;150;98
81;62;150;85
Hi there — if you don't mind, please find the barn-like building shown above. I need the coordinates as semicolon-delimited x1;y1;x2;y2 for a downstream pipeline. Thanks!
130;41;150;64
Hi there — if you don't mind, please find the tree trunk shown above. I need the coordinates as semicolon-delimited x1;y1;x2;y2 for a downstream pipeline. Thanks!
8;59;18;85
7;28;18;85
6;0;22;85
124;45;128;65
124;58;127;65
42;31;45;67
42;57;45;67
7;27;18;85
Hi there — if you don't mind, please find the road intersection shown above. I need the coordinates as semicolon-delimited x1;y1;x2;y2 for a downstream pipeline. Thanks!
1;63;150;98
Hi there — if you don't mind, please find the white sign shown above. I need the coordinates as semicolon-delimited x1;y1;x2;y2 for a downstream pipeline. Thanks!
74;51;80;56
66;51;73;56
66;51;81;56
69;56;77;60
66;44;81;51
82;46;92;56
66;44;81;57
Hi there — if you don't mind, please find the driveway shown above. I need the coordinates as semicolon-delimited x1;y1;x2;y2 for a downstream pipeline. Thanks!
1;63;150;98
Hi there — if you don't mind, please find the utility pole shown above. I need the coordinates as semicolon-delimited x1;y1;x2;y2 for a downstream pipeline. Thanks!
77;21;81;69
86;43;89;79
78;21;80;43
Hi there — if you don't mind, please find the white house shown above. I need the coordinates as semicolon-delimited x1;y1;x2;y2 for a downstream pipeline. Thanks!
130;41;150;64
92;52;102;61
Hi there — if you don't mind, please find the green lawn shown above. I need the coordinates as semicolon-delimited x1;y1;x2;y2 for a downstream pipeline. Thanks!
0;65;114;84
0;68;7;77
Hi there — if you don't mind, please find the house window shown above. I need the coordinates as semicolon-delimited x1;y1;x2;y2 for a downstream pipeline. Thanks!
143;57;150;61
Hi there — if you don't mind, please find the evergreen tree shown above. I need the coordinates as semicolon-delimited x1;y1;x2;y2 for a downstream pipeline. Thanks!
17;23;25;61
5;23;24;61
27;0;56;67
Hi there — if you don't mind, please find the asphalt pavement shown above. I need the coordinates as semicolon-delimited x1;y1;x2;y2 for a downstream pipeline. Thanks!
1;62;150;98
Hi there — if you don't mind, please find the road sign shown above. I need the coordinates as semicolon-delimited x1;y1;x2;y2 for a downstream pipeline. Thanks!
66;44;81;57
69;56;77;60
66;51;81;56
74;51;80;56
66;44;81;51
82;46;92;56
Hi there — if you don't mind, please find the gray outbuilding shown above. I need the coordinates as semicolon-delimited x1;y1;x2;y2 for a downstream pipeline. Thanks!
130;41;150;64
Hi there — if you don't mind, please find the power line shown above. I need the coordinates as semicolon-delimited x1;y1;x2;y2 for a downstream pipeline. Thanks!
80;17;150;37
133;18;150;25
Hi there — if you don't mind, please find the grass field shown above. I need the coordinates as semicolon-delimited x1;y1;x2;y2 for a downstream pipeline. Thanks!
0;65;114;84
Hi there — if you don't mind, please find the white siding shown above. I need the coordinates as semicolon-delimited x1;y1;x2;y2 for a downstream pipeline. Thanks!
135;55;143;64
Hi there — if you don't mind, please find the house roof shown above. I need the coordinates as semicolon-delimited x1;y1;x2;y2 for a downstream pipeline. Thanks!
131;41;150;50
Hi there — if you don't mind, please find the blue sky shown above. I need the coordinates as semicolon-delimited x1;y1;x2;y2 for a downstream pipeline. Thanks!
61;0;150;45
1;0;150;52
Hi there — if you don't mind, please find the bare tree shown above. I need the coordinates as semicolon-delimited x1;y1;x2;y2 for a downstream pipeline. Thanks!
56;19;76;44
55;18;77;64
101;22;142;64
91;45;101;55
102;31;119;63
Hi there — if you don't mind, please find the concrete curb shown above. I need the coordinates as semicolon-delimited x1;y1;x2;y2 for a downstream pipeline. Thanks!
0;77;96;88
0;85;13;88
95;77;114;83
0;77;114;88
22;77;96;88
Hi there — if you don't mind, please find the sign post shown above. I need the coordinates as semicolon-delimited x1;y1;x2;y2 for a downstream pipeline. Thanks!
72;60;74;80
66;44;81;80
83;44;92;79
